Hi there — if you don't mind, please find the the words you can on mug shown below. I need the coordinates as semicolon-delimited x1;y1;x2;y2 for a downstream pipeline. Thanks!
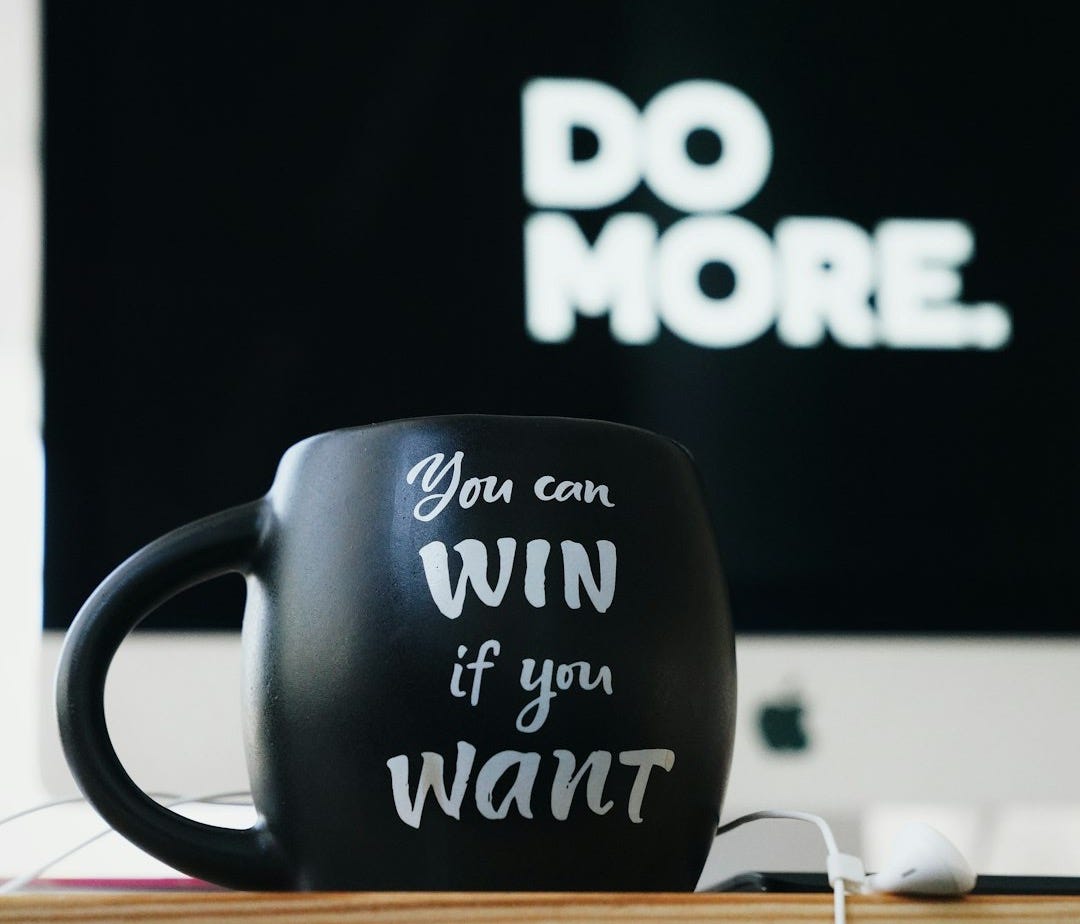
56;416;736;890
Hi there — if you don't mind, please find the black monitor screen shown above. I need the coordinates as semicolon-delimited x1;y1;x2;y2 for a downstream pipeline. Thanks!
43;4;1077;632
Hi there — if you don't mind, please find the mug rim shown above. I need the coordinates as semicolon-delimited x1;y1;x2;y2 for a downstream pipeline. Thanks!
281;414;690;464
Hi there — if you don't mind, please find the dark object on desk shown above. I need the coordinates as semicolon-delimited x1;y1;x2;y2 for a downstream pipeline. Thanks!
56;417;736;892
711;872;1080;895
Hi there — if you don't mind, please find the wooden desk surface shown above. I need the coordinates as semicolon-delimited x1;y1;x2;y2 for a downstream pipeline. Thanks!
2;892;1080;923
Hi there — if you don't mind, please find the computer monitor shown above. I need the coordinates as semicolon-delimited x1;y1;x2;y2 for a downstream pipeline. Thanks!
27;2;1080;878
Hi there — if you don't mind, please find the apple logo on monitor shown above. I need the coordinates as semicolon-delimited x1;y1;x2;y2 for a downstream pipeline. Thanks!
757;692;810;753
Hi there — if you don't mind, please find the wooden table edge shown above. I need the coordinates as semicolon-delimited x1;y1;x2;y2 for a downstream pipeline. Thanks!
2;890;1080;922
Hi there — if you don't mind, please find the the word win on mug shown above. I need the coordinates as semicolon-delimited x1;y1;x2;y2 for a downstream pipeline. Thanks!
408;451;618;619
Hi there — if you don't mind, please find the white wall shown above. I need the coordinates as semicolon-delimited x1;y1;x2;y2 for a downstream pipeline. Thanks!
0;0;47;819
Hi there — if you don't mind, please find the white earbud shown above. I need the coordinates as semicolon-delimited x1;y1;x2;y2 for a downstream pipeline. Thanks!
715;811;978;924
864;821;977;896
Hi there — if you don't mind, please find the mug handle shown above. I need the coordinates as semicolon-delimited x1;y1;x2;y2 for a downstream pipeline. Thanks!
55;499;289;890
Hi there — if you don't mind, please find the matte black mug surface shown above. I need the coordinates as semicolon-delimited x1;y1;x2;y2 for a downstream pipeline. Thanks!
56;416;736;890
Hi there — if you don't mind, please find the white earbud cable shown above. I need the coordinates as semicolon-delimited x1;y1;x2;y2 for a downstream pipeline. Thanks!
716;810;866;924
0;791;252;894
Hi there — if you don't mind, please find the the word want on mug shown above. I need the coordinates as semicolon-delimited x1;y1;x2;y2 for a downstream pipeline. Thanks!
522;78;1011;350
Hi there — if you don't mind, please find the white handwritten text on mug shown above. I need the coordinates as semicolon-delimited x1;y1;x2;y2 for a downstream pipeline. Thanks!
386;744;675;828
386;449;674;829
406;450;614;522
449;639;615;733
419;538;616;618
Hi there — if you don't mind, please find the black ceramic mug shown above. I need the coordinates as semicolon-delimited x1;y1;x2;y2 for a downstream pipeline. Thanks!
56;416;736;891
